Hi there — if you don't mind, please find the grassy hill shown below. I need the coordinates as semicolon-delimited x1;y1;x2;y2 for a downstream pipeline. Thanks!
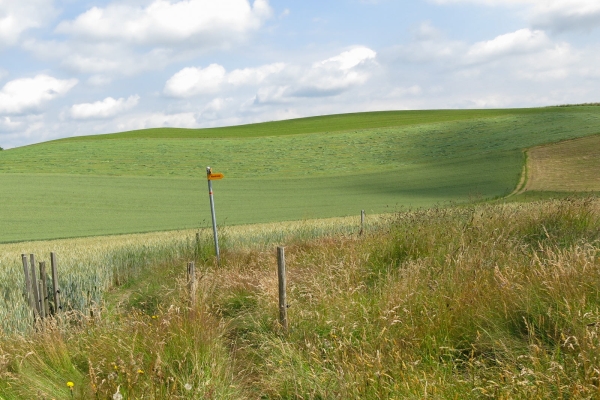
47;108;544;141
1;107;600;242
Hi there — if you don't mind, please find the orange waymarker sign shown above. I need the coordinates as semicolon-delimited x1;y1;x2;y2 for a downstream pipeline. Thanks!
206;166;223;263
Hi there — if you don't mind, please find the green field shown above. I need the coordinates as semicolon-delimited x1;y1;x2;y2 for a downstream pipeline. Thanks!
1;107;600;242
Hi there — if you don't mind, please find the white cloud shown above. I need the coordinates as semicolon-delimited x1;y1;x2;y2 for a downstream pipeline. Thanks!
165;47;378;101
228;63;286;86
0;0;56;47
22;0;273;77
0;114;45;149
0;116;21;131
197;97;237;121
466;29;550;62
293;47;378;97
380;19;600;110
512;42;577;82
316;47;377;70
531;1;600;32
164;62;285;98
460;29;577;82
23;39;176;76
70;95;140;119
0;75;78;114
55;0;272;46
253;85;290;104
203;98;229;112
389;25;554;67
164;64;227;97
432;0;600;32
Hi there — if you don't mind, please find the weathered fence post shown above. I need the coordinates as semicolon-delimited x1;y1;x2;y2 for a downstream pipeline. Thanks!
30;254;41;316
187;261;196;305
39;262;50;318
50;252;60;314
38;281;46;319
21;254;35;314
277;247;288;332
360;209;365;235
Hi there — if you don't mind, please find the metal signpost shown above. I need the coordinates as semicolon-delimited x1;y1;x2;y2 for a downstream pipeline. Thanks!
206;167;224;264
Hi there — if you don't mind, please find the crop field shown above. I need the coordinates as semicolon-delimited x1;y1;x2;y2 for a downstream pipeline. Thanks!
524;134;600;192
1;107;600;243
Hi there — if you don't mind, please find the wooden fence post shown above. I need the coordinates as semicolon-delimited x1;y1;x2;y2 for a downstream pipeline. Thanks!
277;247;288;332
39;262;50;318
50;252;61;314
38;281;46;319
30;254;41;315
360;210;365;235
21;254;35;314
187;261;196;305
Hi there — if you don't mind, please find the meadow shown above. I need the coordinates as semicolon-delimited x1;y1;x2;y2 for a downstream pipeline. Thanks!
1;107;600;398
0;198;599;398
1;106;600;242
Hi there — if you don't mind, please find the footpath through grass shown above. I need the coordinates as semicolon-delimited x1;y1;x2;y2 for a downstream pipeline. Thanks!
1;107;600;242
1;197;599;398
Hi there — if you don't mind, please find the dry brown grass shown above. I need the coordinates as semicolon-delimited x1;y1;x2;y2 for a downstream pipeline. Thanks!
524;134;600;192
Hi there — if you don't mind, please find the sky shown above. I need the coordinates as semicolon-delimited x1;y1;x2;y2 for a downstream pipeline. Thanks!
1;0;600;148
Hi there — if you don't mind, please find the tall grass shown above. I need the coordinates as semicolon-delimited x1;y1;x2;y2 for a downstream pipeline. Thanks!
0;198;599;398
208;197;600;398
0;214;386;334
0;232;197;334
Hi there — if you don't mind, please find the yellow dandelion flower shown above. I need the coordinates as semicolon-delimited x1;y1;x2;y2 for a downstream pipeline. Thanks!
137;369;144;374
66;381;74;388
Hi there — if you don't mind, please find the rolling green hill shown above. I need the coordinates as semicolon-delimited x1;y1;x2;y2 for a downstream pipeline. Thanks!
1;107;600;243
47;108;546;141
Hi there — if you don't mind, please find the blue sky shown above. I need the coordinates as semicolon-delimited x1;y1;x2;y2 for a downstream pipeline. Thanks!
1;0;600;148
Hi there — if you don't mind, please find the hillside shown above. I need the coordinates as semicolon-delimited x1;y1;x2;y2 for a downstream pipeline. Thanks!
1;107;600;242
47;108;545;141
